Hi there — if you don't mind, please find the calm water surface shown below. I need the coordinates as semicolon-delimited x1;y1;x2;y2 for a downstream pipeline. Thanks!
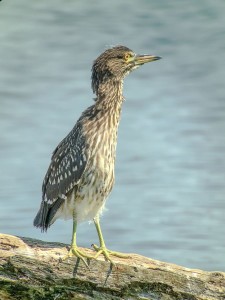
0;0;225;271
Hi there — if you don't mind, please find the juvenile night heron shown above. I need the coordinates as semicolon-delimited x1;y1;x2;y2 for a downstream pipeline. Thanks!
34;45;161;265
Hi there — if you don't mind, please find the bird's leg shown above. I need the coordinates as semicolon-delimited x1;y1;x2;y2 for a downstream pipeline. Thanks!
92;216;130;263
63;213;93;267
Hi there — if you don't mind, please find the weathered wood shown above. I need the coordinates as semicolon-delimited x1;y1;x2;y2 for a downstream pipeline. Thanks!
0;233;224;300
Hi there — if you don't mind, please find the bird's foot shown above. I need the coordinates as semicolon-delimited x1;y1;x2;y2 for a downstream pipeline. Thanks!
92;244;130;264
62;245;93;268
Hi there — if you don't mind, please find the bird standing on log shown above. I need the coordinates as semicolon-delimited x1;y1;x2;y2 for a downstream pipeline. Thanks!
34;45;161;265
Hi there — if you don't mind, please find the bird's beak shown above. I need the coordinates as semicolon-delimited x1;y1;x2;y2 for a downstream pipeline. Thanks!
134;54;161;66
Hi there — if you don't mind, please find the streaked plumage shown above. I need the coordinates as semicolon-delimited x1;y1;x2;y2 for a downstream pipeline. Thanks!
34;45;161;264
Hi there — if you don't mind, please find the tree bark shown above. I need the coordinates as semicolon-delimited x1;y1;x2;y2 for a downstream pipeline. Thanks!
0;233;224;300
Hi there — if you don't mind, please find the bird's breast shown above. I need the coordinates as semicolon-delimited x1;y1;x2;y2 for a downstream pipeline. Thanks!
87;128;117;188
82;112;120;194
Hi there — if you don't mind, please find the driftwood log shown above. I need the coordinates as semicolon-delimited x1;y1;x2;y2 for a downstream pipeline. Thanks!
0;233;225;300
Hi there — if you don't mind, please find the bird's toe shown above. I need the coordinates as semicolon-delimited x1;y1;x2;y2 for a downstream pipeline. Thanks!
92;244;130;263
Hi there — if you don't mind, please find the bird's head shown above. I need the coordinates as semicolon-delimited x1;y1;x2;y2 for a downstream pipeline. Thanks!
92;45;161;94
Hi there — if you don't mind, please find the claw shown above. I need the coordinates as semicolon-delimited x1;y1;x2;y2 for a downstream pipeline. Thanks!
92;244;130;263
62;246;93;268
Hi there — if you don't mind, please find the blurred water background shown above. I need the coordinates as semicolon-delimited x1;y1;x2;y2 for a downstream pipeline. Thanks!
0;0;225;271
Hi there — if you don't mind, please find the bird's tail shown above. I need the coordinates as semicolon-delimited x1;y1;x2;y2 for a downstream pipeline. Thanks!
33;198;64;231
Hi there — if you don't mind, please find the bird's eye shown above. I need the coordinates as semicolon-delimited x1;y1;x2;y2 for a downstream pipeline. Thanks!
124;53;132;62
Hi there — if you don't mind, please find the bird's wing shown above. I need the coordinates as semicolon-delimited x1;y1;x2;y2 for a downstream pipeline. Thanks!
42;122;88;205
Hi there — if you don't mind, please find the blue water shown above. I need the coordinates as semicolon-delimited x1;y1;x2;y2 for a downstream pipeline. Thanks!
0;0;225;271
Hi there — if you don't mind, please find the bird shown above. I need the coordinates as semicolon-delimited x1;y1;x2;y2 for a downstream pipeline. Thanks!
34;45;161;265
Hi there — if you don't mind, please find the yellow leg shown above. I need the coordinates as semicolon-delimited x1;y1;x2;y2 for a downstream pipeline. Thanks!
93;216;130;263
63;214;93;267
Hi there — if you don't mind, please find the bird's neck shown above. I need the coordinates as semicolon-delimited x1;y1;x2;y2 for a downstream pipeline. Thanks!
94;79;124;111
